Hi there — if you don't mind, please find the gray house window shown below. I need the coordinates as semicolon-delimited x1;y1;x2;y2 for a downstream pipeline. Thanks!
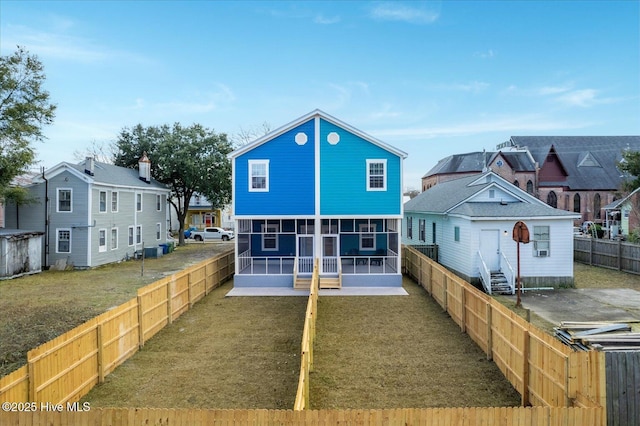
128;226;134;246
156;194;162;211
99;191;107;212
112;192;119;212
136;226;142;244
111;228;118;250
99;229;107;252
454;226;460;242
407;217;413;239
418;219;426;242
57;229;71;253
156;223;161;240
136;193;142;212
533;226;550;257
58;189;72;212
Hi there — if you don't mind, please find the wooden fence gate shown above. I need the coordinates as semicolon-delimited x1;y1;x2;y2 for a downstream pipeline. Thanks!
606;351;640;426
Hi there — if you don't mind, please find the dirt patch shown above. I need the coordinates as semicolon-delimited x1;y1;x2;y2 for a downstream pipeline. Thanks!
0;242;234;377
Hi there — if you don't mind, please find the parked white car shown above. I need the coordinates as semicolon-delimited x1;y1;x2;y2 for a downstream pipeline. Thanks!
190;227;234;241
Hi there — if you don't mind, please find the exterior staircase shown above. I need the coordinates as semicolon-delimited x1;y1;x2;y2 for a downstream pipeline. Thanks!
319;276;341;289
490;271;512;294
294;276;312;290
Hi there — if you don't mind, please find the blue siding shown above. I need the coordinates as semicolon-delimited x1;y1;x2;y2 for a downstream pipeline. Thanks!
319;119;401;215
235;120;315;216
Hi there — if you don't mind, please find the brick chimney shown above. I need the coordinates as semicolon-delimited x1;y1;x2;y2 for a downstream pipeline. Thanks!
138;152;151;183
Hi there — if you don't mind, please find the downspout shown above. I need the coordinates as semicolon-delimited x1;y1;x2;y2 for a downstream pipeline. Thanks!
42;167;49;269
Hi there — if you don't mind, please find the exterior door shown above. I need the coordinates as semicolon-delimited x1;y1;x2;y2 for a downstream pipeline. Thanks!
322;236;338;274
479;230;500;271
297;236;314;273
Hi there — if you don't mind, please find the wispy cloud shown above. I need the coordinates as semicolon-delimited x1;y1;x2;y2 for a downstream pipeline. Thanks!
374;114;592;140
125;83;236;115
474;49;496;59
370;2;440;24
433;81;490;93
504;83;623;108
314;14;341;24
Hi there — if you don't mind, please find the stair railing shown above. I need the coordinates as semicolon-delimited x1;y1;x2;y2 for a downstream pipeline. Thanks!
477;251;492;295
499;251;516;295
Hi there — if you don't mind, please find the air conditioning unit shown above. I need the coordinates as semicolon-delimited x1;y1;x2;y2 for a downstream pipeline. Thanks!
535;249;549;257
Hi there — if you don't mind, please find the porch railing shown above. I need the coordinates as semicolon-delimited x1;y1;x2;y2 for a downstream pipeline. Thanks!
322;257;338;274
340;255;398;274
239;255;295;275
477;251;492;294
298;257;314;274
499;251;516;294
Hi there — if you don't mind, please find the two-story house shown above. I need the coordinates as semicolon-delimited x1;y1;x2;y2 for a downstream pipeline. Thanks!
229;110;407;289
4;155;171;269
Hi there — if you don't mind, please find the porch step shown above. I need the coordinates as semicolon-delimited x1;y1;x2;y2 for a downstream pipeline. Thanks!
294;277;312;290
490;272;512;295
320;276;341;289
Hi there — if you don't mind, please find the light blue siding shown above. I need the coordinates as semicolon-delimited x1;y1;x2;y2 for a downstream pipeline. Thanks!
234;120;315;216
319;119;401;215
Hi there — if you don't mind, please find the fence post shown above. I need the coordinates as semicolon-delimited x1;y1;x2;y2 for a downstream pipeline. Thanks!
137;295;145;349
97;323;104;383
27;357;35;402
166;280;173;325
618;239;622;271
188;271;193;308
590;238;594;265
460;286;466;333
442;274;448;313
486;302;493;361
522;328;530;407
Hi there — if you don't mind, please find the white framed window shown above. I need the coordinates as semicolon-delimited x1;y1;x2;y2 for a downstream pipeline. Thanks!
249;160;269;192
419;219;426;242
111;192;119;212
359;224;376;250
99;229;107;252
111;228;118;250
136;193;142;212
128;226;134;246
261;223;279;251
136;225;142;244
156;223;161;240
99;191;107;212
57;229;71;253
366;159;387;191
406;217;413;239
533;225;550;257
156;194;161;211
57;188;72;212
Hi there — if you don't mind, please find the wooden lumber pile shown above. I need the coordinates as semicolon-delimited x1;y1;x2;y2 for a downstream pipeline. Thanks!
554;321;640;351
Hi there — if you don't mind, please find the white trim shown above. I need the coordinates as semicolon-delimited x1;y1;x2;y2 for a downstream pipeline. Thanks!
57;188;73;213
56;228;72;253
111;191;119;212
128;226;135;246
366;159;387;191
111;227;118;250
156;223;162;240
248;159;270;192
99;190;107;212
136;225;142;245
136;192;143;212
98;228;107;252
358;223;376;251
156;194;162;211
261;223;279;251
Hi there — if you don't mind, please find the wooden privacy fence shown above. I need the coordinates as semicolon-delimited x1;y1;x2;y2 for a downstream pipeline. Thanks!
402;247;607;415
0;406;604;426
0;249;234;406
574;237;640;274
293;259;319;411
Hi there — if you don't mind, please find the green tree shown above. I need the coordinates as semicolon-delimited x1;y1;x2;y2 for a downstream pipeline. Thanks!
113;123;233;246
0;46;56;195
620;150;640;191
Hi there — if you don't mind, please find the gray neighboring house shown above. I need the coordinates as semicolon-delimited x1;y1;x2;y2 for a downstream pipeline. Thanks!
404;172;580;293
4;155;171;269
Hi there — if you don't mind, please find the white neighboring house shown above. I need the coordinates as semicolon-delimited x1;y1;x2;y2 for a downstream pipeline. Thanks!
4;155;171;269
403;171;580;293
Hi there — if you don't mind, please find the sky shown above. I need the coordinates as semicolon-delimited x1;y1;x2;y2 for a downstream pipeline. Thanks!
1;0;639;191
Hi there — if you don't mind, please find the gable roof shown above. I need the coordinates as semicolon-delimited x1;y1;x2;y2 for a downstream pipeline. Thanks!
423;150;536;178
405;171;578;219
229;109;408;159
509;136;640;190
34;161;169;191
604;186;640;211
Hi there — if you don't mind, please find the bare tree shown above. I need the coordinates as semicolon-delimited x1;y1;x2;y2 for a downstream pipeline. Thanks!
230;121;271;147
72;140;115;164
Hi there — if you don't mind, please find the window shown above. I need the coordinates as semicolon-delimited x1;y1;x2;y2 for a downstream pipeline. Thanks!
513;180;519;188
128;226;134;246
261;223;278;251
489;189;495;199
99;229;107;252
57;229;71;253
359;224;376;250
112;192;118;212
454;226;460;242
418;219;426;242
432;222;437;244
156;194;161;211
533;226;550;257
366;159;387;191
58;189;72;212
111;228;118;250
547;191;557;208
99;191;107;212
136;193;142;212
136;225;142;244
156;223;161;240
407;217;413;239
593;193;601;220
249;160;269;192
526;180;534;194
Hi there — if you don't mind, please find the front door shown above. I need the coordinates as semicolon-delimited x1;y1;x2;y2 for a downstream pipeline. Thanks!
479;230;500;271
297;236;314;274
322;236;338;274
